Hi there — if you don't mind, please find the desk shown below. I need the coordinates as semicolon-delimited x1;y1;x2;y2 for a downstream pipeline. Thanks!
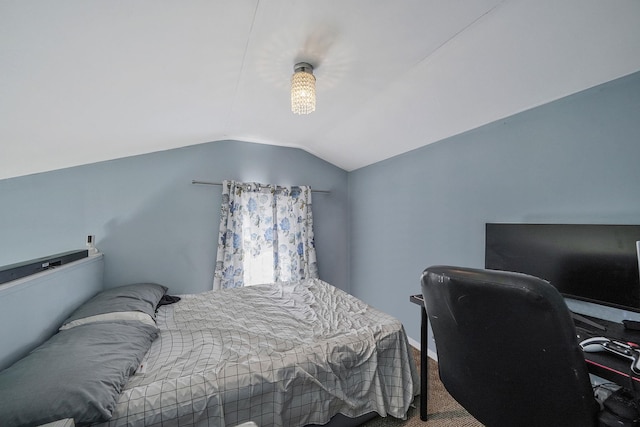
575;318;640;387
410;293;640;422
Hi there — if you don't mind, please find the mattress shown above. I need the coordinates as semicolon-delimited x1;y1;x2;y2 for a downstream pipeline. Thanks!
97;279;418;426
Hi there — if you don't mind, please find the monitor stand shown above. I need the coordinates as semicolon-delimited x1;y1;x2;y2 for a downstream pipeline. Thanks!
572;311;607;332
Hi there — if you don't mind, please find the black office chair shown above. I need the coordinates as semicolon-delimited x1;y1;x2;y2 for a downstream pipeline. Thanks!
421;265;600;427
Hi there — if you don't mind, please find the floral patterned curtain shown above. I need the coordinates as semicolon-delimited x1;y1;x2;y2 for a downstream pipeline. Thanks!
213;180;319;290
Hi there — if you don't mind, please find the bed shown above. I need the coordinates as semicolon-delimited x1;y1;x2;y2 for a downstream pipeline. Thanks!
0;278;418;427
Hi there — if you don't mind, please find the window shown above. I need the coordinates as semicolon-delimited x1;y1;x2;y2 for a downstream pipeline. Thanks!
213;181;318;289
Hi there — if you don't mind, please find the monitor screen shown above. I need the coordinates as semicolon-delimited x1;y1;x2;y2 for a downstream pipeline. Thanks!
485;223;640;312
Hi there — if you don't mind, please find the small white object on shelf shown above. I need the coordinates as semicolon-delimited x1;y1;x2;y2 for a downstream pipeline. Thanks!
86;235;99;256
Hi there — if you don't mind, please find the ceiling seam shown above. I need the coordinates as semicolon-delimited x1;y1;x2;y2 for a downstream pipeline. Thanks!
223;0;262;134
320;1;513;149
411;0;510;71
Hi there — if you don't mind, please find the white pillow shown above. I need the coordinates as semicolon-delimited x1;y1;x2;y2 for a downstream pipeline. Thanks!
60;311;156;331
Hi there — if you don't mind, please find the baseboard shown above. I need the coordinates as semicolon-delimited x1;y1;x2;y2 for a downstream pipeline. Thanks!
407;336;438;362
408;336;420;350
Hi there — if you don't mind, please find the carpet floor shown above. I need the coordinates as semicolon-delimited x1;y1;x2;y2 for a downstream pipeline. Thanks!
361;349;484;426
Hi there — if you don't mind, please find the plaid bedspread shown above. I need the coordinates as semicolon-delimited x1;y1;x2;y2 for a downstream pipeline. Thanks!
97;279;418;427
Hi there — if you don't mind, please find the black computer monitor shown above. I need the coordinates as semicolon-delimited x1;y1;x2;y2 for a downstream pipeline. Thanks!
485;223;640;313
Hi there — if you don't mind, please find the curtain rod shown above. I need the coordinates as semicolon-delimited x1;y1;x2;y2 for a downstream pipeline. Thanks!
191;180;330;194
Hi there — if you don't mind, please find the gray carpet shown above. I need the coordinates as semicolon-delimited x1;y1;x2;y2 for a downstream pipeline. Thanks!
361;349;483;426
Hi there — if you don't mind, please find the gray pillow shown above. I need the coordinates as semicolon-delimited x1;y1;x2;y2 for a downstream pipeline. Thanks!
62;282;168;328
0;322;158;426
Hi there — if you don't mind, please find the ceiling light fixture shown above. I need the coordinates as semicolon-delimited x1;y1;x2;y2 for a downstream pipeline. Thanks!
291;62;316;115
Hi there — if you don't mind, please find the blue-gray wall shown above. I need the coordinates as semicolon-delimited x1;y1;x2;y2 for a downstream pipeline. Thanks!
0;140;349;294
0;255;103;370
2;72;639;355
348;71;640;349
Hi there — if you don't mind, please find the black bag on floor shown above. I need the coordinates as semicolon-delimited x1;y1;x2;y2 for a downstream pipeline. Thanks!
599;388;640;427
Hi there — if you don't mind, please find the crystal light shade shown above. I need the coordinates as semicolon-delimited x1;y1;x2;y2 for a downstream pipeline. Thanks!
291;62;316;115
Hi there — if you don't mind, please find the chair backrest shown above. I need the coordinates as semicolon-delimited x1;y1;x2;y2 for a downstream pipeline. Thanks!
421;265;599;427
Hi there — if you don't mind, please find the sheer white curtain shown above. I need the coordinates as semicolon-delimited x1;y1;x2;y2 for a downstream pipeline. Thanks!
213;180;319;290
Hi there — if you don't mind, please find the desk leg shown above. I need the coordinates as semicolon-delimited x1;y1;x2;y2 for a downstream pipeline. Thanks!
420;307;428;421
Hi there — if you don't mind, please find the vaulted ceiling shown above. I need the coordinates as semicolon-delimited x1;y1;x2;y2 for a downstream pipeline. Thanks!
2;0;639;180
